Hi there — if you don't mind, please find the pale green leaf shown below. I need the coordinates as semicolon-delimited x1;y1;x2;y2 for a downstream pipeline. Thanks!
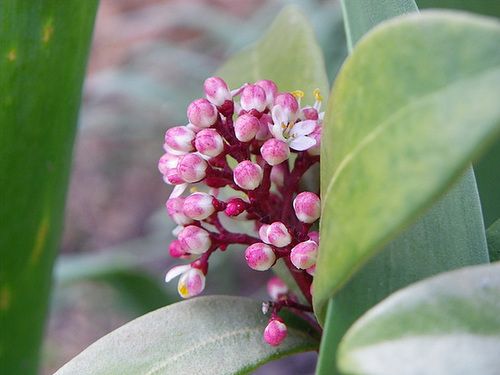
337;262;500;375
54;296;319;375
315;10;500;315
216;5;329;106
487;218;500;262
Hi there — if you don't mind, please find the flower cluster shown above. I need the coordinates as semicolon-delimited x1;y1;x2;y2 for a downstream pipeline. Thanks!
159;77;323;346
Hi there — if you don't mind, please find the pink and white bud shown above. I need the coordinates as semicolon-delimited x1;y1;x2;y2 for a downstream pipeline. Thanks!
169;240;188;258
178;225;211;254
177;153;207;183
234;114;260;142
266;221;292;248
264;317;287;346
166;196;193;226
240;84;267;113
267;277;288;300
307;125;322;156
163;168;186;185
255;79;278;109
260;138;290;166
306;264;316;276
225;198;248;217
233;160;263;190
182;192;215;220
194;129;224;158
158;153;179;175
293;192;321;223
203;77;231;106
164;126;195;153
290;240;318;269
273;93;299;122
245;242;276;271
302;106;319;121
258;224;270;243
187;98;218;128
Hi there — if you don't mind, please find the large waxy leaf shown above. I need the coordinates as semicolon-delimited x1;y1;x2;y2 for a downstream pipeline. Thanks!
54;295;319;375
337;262;500;375
216;5;329;106
314;10;500;315
487;218;500;262
0;2;98;374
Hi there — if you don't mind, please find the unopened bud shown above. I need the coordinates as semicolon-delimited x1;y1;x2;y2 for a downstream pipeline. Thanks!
266;221;292;248
178;225;211;254
177;153;208;183
195;129;224;158
260;138;290;166
233;160;263;190
166;197;194;226
187;98;218;128
293;192;321;223
290;240;318;269
264;317;287;346
165;126;195;153
255;79;278;109
267;277;288;300
245;242;276;271
240;84;267;113
204;77;231;106
182;192;215;220
234;114;260;142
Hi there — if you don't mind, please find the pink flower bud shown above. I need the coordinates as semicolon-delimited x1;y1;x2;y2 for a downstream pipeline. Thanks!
260;138;290;166
266;221;291;248
307;125;322;156
194;129;224;157
158;153;179;175
290;240;318;269
306;264;316;276
177;153;207;183
187;98;218;128
166;196;194;226
182;192;215;220
234;114;260;142
302;106;319;120
225;198;248;216
267;277;288;300
293;192;321;223
163;168;186;185
233;160;263;190
255;79;278;109
245;242;276;271
165;126;195;153
169;240;188;258
264;317;287;346
204;77;231;106
273;93;299;122
258;224;270;243
178;225;211;254
240;84;267;113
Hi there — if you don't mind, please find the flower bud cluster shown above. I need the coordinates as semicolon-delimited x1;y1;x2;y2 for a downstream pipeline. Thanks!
159;77;324;346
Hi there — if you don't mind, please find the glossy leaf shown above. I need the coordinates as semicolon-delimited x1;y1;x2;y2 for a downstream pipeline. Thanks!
487;218;500;262
54;295;319;375
216;5;329;106
337;262;500;375
315;10;500;315
0;2;98;374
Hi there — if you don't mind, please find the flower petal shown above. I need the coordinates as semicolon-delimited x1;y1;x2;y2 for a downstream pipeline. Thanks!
292;120;316;136
289;136;316;151
165;264;191;283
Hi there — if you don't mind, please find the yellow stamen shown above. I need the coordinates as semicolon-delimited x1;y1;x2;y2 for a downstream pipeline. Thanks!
291;90;304;99
190;187;197;193
179;284;188;297
313;89;323;102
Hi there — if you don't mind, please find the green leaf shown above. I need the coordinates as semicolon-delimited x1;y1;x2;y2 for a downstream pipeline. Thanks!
216;5;330;106
337;261;500;375
340;0;418;52
315;10;500;315
0;2;98;374
54;295;319;375
487;219;500;262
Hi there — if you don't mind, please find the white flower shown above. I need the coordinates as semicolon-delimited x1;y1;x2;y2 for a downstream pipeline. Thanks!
270;105;317;151
165;265;206;298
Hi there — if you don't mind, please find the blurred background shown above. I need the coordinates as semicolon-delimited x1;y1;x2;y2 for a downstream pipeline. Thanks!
42;0;500;373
